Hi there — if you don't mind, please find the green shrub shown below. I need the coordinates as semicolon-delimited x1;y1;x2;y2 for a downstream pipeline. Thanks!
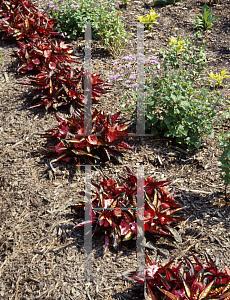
47;0;128;56
111;36;229;150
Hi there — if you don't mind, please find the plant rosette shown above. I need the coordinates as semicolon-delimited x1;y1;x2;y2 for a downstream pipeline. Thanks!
72;168;186;251
194;3;220;30
0;0;59;41
35;109;133;169
13;38;79;73
21;66;111;110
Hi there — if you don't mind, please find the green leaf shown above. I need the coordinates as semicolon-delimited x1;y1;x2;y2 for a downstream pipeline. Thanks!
164;116;173;125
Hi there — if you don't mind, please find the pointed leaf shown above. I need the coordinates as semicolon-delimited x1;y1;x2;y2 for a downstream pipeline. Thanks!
164;225;182;243
158;288;180;300
198;280;215;300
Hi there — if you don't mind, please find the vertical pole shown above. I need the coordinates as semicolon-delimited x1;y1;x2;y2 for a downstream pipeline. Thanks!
136;22;145;136
84;22;92;136
84;165;92;281
136;165;146;298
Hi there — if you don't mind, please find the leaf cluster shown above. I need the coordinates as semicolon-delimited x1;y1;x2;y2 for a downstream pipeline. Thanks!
13;38;79;73
22;66;110;110
136;8;159;30
37;110;132;167
0;0;58;40
128;252;230;299
194;4;220;30
73;168;185;251
207;70;230;87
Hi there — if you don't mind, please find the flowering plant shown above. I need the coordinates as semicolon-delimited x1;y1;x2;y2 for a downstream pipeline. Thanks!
122;36;229;150
168;36;185;53
136;8;159;29
107;53;160;107
207;70;230;87
47;0;128;56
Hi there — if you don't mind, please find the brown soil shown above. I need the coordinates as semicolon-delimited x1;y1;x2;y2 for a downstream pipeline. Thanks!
0;0;230;299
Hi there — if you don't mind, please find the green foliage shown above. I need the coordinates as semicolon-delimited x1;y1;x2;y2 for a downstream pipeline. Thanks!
154;0;181;6
122;37;228;150
194;4;220;30
47;0;128;57
136;8;159;30
218;132;230;200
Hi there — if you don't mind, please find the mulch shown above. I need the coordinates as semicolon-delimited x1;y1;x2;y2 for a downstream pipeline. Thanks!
0;0;230;299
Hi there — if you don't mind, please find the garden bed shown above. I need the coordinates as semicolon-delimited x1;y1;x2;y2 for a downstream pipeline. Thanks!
0;0;230;299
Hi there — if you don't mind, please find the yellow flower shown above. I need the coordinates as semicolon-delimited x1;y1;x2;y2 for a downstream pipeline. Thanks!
168;37;185;52
207;70;230;86
137;8;159;29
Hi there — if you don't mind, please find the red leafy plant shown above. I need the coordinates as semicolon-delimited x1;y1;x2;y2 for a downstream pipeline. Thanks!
0;0;58;41
72;168;186;251
35;109;133;167
22;65;111;110
13;38;79;73
127;252;230;299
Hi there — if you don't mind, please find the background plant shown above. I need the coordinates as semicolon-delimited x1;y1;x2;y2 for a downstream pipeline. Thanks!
47;0;128;56
194;3;220;30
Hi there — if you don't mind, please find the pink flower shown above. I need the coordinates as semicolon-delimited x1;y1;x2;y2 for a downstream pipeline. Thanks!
129;74;136;80
131;83;139;88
